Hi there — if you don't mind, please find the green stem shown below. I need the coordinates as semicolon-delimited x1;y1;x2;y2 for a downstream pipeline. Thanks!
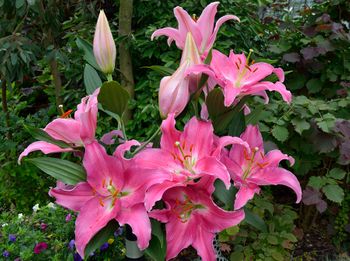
120;117;128;141
107;74;113;82
131;127;161;156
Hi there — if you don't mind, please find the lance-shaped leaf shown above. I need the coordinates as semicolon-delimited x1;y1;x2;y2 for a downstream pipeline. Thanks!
244;209;267;232
25;125;71;149
85;220;119;257
84;64;102;95
98;81;130;117
76;37;100;70
143;65;175;76
27;157;86;185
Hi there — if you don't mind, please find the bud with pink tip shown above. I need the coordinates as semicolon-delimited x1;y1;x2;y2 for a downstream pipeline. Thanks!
93;10;116;75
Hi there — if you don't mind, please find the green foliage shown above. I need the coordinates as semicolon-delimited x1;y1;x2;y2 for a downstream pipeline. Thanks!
27;157;86;185
0;204;125;260
219;195;298;261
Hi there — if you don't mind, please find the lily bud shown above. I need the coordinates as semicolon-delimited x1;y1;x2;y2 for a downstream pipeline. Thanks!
93;10;116;75
159;32;201;118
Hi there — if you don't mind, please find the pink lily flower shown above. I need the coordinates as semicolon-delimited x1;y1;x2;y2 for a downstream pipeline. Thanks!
222;125;302;210
135;113;249;210
49;141;165;258
159;32;201;118
18;89;99;163
151;2;239;56
149;185;245;261
187;49;292;107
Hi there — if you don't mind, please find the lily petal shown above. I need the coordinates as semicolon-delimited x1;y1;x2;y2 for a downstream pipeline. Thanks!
192;229;216;261
49;182;94;212
234;185;259;210
250;167;302;203
195;157;231;189
83;142;124;195
44;119;82;145
18;141;73;164
75;197;120;258
116;203;151;250
264;149;295;167
165;215;195;261
181;116;214;160
160;113;181;153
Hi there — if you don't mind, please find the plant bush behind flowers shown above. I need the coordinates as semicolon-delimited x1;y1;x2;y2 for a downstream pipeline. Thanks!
18;2;302;261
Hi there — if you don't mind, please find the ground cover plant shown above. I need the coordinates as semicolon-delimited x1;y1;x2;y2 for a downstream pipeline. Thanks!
0;0;349;260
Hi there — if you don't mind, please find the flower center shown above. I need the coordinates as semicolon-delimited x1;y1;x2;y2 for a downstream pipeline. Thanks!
242;147;269;180
172;196;204;223
173;141;196;174
98;179;128;208
234;49;258;88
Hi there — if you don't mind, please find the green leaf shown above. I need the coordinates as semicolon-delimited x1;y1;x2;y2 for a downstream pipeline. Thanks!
308;176;326;190
213;179;236;210
230;251;244;261
145;236;166;261
84;64;102;94
267;235;279;245
228;110;246;137
244;209;267;232
143;65;175;76
150;219;164;248
291;118;310;135
327;168;346;180
25;125;71;148
246;105;264;125
271;125;289;142
226;226;239;236
76;37;100;70
27;157;86;185
306;78;322;94
16;0;25;8
271;251;284;261
85;220;119;257
322;184;344;204
98;81;130;117
206;88;247;134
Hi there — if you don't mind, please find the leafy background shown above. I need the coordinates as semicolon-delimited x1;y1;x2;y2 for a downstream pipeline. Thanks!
0;0;349;260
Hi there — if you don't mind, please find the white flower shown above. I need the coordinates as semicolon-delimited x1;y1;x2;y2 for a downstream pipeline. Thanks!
47;202;56;209
18;213;23;220
2;223;8;227
32;203;40;213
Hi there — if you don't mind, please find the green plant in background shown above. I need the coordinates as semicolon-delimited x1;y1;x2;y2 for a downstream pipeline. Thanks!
0;203;125;260
218;195;298;261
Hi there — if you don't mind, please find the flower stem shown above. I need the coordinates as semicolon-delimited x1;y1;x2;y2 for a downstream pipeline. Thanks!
131;127;161;156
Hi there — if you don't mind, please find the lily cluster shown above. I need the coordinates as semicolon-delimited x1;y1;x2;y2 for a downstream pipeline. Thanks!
19;2;302;261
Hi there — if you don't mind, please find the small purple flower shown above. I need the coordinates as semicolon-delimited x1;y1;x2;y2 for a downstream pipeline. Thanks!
73;253;83;261
9;234;16;242
100;242;109;251
114;226;123;237
65;214;72;222
40;223;47;231
2;250;10;258
34;242;48;254
14;258;21;261
68;239;75;250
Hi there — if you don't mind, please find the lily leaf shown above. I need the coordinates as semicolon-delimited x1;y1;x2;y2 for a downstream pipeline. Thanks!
143;65;175;76
244;208;268;232
76;37;100;70
27;157;86;185
25;125;71;149
84;64;102;94
98;81;130;117
85;220;119;257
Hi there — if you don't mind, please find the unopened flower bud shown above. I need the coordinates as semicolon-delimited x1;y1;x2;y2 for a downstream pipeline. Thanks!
93;10;116;75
